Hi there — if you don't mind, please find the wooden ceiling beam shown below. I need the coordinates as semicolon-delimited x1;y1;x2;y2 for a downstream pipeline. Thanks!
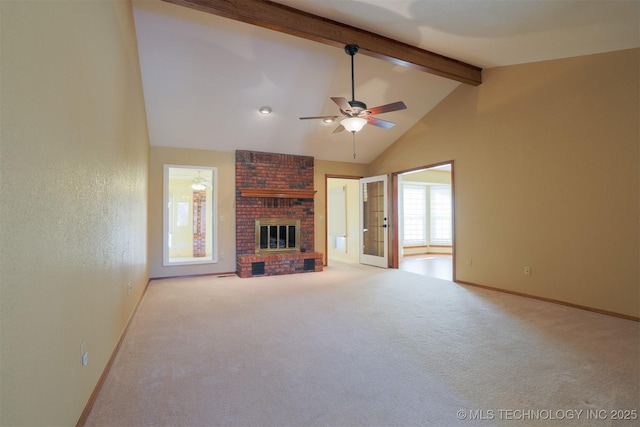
161;0;482;85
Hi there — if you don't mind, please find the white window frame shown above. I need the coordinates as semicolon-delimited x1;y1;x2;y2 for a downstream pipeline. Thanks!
430;184;452;245
163;165;218;266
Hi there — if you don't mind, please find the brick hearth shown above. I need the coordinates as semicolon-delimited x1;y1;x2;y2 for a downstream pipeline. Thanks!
235;150;323;277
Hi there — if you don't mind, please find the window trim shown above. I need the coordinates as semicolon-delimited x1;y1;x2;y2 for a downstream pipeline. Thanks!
163;165;218;266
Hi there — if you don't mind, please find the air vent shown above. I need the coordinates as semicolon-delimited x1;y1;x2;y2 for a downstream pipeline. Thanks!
303;258;316;271
251;262;265;276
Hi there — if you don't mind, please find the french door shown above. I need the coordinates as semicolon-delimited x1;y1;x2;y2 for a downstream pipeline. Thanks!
359;175;388;268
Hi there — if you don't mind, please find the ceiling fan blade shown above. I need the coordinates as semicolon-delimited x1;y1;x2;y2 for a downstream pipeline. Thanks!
332;124;345;133
299;115;339;120
366;117;396;129
331;97;353;114
366;101;407;116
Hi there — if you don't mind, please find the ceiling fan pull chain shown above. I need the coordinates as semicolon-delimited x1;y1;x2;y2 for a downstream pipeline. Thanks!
352;131;357;159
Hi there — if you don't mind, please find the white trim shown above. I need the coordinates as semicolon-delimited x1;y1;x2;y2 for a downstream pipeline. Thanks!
163;165;218;266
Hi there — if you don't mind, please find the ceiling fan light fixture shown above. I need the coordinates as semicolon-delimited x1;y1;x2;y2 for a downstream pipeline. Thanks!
191;171;207;191
341;116;367;133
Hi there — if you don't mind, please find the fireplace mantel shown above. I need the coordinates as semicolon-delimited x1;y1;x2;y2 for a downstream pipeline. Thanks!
239;188;316;199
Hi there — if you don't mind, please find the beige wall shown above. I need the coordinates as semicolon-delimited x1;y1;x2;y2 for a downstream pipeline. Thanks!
369;49;640;318
149;147;237;278
402;169;451;184
0;1;149;425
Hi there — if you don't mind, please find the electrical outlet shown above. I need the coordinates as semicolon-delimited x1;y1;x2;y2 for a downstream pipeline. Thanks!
465;259;472;268
524;266;531;276
220;253;225;260
127;281;132;295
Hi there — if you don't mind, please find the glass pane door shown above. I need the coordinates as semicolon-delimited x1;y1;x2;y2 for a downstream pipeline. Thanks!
360;175;388;268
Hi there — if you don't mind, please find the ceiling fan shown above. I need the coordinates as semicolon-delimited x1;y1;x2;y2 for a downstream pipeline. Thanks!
299;44;407;134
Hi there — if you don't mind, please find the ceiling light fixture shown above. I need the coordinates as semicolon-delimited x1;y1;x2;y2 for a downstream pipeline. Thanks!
258;106;272;114
191;181;206;191
341;116;367;133
322;117;335;124
191;172;207;191
340;117;367;159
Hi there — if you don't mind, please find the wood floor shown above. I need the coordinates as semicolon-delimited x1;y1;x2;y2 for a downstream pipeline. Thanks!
399;254;452;280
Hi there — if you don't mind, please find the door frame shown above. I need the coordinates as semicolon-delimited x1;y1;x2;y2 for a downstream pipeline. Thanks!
391;160;456;280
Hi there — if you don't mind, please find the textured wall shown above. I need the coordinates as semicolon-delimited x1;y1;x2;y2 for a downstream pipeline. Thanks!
369;49;640;318
0;1;149;424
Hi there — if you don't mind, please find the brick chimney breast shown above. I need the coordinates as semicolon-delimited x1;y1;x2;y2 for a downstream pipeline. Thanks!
235;150;322;277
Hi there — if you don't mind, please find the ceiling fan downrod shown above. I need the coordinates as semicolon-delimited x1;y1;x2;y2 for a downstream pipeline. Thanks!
345;44;359;102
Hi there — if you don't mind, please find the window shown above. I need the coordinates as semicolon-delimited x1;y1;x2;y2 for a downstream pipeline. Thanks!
403;183;427;246
430;185;452;245
163;165;217;265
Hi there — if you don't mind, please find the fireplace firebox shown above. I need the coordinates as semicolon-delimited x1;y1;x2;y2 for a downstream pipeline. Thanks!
255;218;300;253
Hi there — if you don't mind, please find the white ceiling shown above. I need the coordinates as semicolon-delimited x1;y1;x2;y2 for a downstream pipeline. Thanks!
132;0;639;164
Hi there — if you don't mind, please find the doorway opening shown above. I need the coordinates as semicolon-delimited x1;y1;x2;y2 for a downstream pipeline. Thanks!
326;176;361;265
326;175;389;268
392;161;455;281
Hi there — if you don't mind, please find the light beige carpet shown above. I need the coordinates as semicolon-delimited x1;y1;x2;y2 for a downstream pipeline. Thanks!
86;263;639;426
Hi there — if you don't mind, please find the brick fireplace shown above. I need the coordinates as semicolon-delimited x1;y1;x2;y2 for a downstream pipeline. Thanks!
235;150;323;278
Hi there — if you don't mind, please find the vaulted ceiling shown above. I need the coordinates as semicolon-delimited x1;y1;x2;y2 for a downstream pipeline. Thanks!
133;0;639;163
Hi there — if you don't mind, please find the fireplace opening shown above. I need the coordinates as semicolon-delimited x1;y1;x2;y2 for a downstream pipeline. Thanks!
255;218;300;253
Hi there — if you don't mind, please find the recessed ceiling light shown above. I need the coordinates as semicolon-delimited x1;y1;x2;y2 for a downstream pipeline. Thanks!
322;117;334;123
258;106;272;114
